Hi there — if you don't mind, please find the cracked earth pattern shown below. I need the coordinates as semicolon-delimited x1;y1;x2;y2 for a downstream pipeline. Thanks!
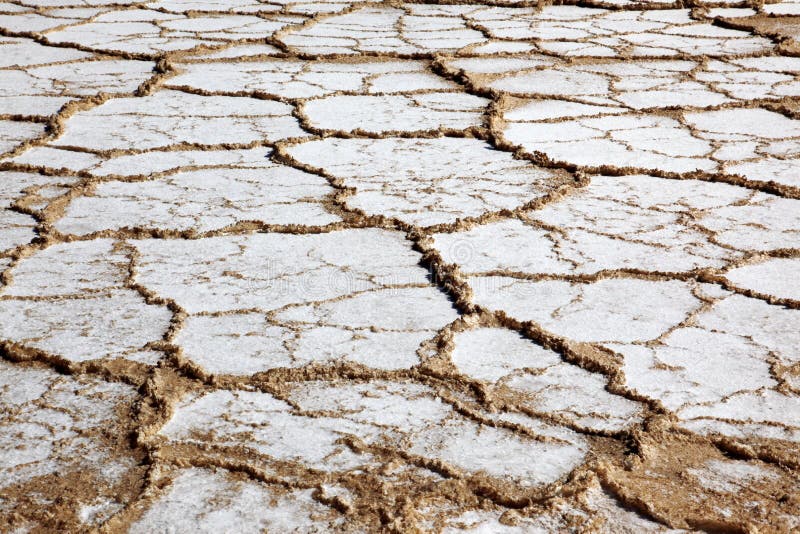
0;0;799;532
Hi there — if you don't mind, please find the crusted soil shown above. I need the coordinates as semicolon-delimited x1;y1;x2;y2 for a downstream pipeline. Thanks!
0;0;799;532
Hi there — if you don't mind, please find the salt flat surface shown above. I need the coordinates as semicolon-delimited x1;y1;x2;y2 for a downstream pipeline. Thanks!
0;0;798;531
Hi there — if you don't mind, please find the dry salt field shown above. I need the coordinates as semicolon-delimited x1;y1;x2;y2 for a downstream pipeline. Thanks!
0;0;799;532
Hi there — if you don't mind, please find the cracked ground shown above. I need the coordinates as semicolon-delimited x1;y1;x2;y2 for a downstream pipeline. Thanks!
0;0;799;532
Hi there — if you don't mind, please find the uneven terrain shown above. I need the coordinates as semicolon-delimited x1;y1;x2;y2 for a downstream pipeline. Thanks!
0;0;799;532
